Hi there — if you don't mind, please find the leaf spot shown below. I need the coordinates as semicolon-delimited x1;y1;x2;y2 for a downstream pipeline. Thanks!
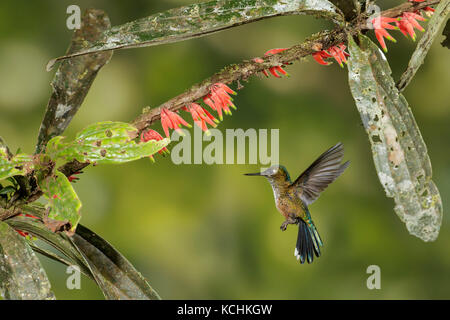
372;135;382;143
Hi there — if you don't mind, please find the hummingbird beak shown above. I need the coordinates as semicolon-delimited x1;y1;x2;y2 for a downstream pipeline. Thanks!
244;172;263;176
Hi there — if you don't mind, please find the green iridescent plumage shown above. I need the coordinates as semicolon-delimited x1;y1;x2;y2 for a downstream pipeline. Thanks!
245;142;349;264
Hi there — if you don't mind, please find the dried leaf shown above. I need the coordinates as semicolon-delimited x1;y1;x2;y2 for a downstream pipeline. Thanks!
347;34;442;242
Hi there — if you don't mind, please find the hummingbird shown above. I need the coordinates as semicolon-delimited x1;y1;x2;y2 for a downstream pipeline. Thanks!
245;142;349;264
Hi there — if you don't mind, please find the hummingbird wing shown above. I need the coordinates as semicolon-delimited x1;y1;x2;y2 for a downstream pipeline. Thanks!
290;142;349;205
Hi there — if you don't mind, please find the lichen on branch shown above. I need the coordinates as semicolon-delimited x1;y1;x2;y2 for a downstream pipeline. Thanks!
132;0;440;133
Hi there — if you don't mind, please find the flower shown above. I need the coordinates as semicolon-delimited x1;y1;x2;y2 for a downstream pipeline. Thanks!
68;171;82;183
23;213;39;219
160;108;191;138
203;83;237;121
16;213;39;238
254;48;290;78
371;16;399;52
396;12;425;41
328;44;350;67
422;7;435;17
265;48;288;55
17;230;29;237
408;0;435;16
140;129;170;162
312;43;349;67
183;103;218;135
312;50;332;65
252;57;270;77
265;48;289;78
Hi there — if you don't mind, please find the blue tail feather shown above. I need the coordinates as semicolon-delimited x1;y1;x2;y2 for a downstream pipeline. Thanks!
294;218;322;264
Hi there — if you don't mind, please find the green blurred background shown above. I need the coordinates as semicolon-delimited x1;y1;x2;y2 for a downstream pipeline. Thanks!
0;0;449;299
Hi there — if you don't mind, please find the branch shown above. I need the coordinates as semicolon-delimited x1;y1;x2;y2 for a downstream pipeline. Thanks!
381;0;440;18
46;0;344;69
132;28;347;132
0;205;21;221
58;0;439;178
35;9;112;154
131;0;440;132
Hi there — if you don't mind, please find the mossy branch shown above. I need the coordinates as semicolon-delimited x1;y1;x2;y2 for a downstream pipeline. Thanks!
55;0;440;179
131;0;440;132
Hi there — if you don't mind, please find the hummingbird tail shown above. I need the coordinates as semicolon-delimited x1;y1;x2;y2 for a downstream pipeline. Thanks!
295;219;323;264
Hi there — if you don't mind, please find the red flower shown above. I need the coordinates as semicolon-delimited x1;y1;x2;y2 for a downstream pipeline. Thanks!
328;44;350;67
312;43;349;67
409;0;435;15
408;0;435;16
396;12;425;41
17;230;29;237
140;129;169;162
252;57;269;77
312;50;332;65
24;214;39;219
265;48;289;78
422;7;435;17
183;103;218;135
264;48;288;55
16;213;39;238
68;171;82;183
371;16;398;52
203;83;236;121
160;108;191;138
254;48;290;78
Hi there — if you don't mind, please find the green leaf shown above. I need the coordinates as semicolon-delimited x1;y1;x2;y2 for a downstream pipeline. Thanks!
0;147;34;181
38;171;82;233
29;244;77;270
6;212;161;300
0;221;55;300
0;186;16;196
71;224;161;300
48;0;342;66
46;121;170;164
5;214;93;278
347;34;442;242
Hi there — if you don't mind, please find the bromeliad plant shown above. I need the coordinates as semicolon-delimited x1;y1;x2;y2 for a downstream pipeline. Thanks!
0;0;448;299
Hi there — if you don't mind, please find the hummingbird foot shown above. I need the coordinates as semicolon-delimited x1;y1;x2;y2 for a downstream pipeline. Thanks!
280;218;298;231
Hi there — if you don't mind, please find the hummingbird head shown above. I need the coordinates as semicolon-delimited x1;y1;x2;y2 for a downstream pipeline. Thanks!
244;165;291;183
